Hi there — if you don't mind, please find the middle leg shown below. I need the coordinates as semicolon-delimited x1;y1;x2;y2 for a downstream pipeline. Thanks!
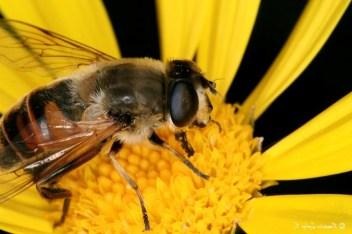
109;142;151;231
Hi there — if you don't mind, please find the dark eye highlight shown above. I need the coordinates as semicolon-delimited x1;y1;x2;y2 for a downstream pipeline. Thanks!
169;81;199;127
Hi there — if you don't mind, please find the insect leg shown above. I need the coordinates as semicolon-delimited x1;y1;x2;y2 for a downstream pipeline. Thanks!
36;148;100;227
109;142;151;231
174;131;194;157
36;185;71;227
149;132;209;180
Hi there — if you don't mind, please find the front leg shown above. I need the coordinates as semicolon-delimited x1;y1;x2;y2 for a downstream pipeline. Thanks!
149;132;209;180
174;131;194;157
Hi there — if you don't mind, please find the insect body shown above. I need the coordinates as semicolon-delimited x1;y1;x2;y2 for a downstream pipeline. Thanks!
0;20;216;230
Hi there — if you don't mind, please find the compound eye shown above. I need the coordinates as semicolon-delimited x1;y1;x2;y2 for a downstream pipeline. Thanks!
170;82;199;127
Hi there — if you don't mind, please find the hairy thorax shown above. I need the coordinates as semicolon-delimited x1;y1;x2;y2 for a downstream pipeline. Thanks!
114;113;164;144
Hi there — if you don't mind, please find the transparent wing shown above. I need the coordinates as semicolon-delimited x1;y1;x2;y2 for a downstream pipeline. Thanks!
0;19;116;78
0;120;120;202
0;170;34;203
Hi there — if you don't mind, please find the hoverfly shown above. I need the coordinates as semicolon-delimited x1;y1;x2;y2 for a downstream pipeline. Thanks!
0;20;217;231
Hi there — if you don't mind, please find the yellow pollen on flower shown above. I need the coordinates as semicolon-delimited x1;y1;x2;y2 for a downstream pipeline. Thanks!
55;100;264;234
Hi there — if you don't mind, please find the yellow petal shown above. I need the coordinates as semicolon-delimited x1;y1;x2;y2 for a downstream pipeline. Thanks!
0;87;17;112
0;187;53;233
0;203;52;233
240;195;352;234
262;92;352;180
0;0;120;57
157;0;211;60
197;0;260;95
0;223;51;234
10;186;50;209
0;64;32;98
242;0;351;119
0;1;45;26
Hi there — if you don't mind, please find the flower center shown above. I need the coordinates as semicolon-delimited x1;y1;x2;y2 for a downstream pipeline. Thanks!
55;99;264;233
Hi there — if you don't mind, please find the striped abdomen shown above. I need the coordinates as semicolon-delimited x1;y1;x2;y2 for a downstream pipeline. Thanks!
0;79;86;173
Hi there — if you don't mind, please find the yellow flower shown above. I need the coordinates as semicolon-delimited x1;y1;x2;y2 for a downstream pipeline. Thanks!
53;98;263;234
0;0;351;234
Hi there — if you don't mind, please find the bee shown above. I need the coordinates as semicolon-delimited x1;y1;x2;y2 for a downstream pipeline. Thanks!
0;20;217;231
